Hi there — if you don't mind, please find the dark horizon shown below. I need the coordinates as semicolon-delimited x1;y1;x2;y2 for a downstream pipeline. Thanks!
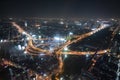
0;0;120;18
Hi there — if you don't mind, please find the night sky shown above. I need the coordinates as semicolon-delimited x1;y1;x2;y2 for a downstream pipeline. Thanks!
0;0;120;18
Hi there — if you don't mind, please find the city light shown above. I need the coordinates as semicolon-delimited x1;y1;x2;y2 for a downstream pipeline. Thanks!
64;47;69;51
60;38;66;41
69;32;73;35
119;32;120;35
0;18;119;80
41;58;44;60
24;51;27;54
39;54;46;56
49;47;54;52
39;35;41;39
86;54;90;58
60;77;64;80
43;21;48;24
24;43;27;46
43;73;47;77
96;20;100;23
18;45;22;50
26;37;30;40
24;21;27;27
54;36;65;42
54;36;60;41
64;54;68;59
75;21;82;26
32;35;35;37
41;40;44;43
0;40;3;42
22;32;26;35
91;28;96;31
104;50;107;53
59;21;64;24
21;46;25;50
3;40;7;42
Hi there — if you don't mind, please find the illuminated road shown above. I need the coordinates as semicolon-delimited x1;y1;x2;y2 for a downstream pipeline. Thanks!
11;22;112;80
12;22;51;55
56;25;108;54
12;22;32;39
11;22;109;56
61;49;110;55
26;39;51;55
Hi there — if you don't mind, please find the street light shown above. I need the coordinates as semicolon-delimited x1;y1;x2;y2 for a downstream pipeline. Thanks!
69;32;73;36
26;37;30;40
60;77;64;80
64;54;68;59
18;45;22;50
41;40;44;43
54;36;60;41
24;51;27;54
0;40;3;42
64;47;69;51
22;32;26;35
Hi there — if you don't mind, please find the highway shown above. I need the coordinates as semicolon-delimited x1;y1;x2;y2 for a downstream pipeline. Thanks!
12;22;109;55
10;22;112;80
